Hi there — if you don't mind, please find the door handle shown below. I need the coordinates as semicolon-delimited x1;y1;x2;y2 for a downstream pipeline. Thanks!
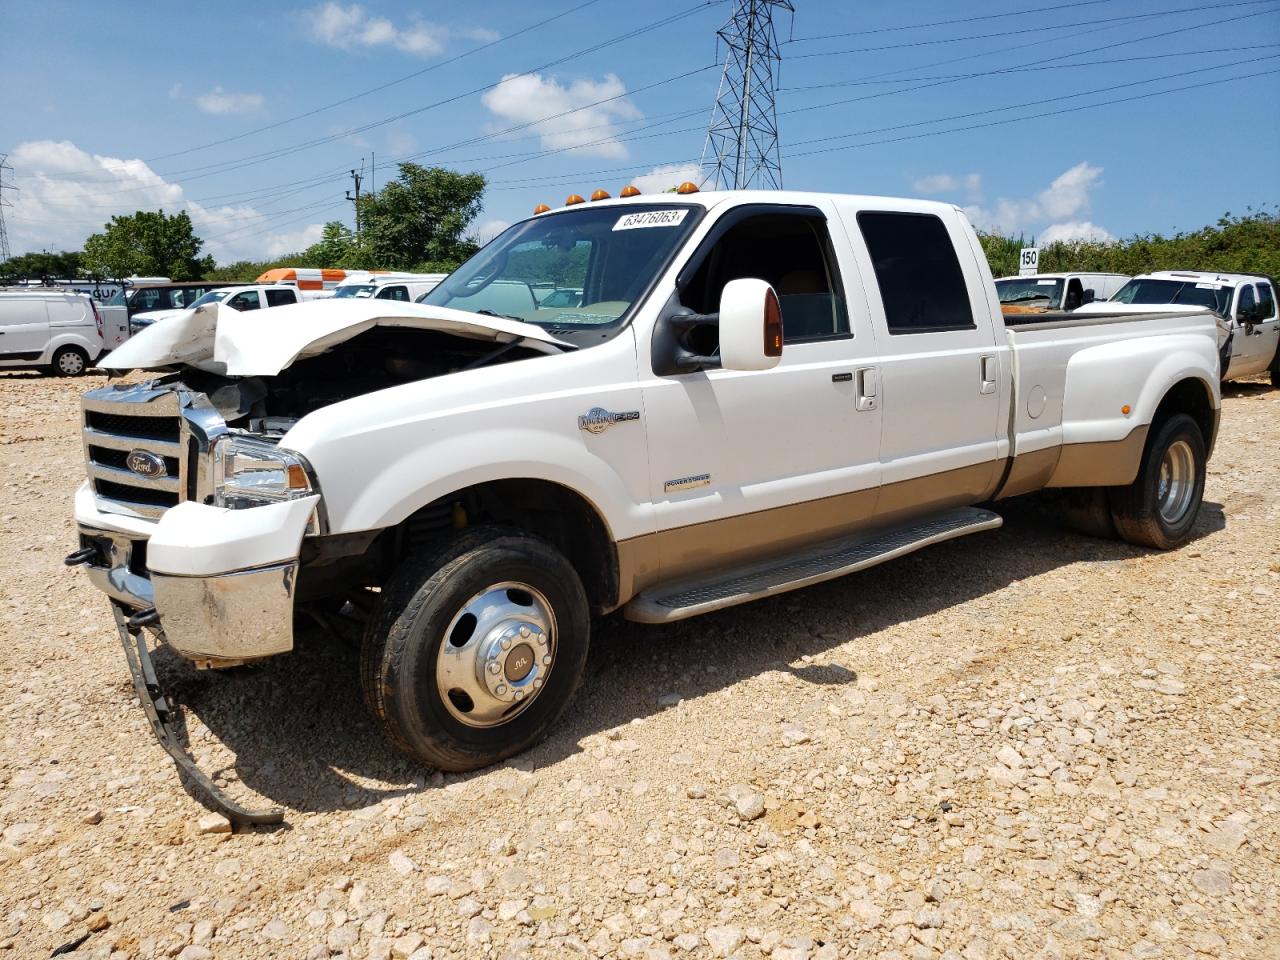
856;366;878;412
980;354;997;395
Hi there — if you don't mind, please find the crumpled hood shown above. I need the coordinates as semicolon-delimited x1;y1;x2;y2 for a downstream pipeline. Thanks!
103;298;571;376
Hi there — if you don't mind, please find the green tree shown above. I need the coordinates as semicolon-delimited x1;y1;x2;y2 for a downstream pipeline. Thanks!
356;164;486;272
299;220;357;266
0;249;84;280
82;209;214;280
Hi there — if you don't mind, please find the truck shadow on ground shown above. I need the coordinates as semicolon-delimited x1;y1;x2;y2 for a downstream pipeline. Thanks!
157;494;1226;817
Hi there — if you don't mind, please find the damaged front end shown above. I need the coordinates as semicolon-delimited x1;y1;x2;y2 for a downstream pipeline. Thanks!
70;300;561;821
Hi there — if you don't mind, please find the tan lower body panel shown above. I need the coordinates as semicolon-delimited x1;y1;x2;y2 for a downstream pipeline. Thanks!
615;461;999;607
1044;424;1148;488
995;445;1061;500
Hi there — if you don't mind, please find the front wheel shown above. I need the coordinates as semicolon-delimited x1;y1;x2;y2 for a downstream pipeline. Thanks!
1109;413;1206;550
361;528;590;772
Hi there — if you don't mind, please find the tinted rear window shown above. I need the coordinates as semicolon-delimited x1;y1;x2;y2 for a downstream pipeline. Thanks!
856;212;974;334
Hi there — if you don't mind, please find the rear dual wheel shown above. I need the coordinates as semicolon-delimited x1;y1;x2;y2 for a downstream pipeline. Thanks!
1108;413;1206;550
360;528;590;772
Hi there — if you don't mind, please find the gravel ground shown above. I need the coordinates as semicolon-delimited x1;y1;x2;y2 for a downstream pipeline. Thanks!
1;370;1277;960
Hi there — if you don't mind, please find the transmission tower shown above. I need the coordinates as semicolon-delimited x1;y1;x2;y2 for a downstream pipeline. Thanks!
700;0;793;191
0;155;14;265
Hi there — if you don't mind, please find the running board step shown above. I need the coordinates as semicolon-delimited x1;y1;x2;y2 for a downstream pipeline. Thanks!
624;506;1002;624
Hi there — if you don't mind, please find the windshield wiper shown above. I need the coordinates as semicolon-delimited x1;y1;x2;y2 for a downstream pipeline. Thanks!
474;308;526;323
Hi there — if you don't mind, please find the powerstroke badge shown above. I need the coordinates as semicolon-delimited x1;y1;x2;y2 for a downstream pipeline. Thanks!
612;209;690;231
577;407;640;434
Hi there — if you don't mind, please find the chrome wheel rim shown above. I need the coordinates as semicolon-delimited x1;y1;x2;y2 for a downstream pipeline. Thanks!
1156;439;1196;525
436;581;555;728
58;351;84;375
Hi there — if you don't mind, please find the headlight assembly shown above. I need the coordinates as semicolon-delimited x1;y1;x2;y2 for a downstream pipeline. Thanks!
212;434;315;509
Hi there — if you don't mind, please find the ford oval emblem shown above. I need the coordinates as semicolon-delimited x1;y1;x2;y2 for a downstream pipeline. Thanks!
125;449;166;479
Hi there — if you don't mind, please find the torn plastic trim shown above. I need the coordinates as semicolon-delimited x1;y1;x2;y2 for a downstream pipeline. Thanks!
112;602;285;827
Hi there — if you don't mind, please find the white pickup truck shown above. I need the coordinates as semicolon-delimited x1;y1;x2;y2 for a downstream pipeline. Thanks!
69;189;1221;822
1076;271;1280;387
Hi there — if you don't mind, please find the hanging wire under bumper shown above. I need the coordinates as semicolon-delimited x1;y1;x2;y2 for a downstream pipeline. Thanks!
111;602;285;827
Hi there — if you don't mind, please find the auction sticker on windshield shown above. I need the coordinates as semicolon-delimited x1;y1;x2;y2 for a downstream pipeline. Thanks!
613;209;690;231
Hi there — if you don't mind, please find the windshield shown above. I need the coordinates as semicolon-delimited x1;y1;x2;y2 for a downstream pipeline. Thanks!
1111;278;1233;315
334;284;377;299
995;277;1063;308
189;290;231;308
423;203;703;341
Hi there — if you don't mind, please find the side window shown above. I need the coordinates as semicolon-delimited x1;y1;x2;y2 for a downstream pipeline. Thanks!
376;285;409;302
226;291;261;312
856;211;975;334
1256;282;1276;320
680;212;849;343
130;289;162;313
1064;278;1085;310
265;289;296;307
1237;284;1256;322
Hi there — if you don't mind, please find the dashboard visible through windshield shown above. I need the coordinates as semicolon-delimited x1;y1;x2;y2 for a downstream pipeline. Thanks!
423;203;703;343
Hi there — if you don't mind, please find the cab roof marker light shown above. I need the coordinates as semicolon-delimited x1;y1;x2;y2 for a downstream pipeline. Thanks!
565;194;585;206
620;185;641;197
676;181;699;195
590;189;610;201
533;203;551;215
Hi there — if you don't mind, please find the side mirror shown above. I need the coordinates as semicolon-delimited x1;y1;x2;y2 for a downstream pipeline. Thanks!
1082;289;1096;304
718;278;783;371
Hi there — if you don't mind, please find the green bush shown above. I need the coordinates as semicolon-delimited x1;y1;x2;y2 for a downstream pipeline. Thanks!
979;208;1279;280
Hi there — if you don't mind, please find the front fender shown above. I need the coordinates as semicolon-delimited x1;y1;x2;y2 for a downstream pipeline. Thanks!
1060;334;1219;446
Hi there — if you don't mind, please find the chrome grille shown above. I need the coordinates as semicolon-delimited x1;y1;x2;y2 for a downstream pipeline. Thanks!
82;385;187;520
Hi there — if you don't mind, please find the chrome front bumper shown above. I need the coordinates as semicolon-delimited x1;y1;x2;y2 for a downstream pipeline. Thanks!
77;523;297;665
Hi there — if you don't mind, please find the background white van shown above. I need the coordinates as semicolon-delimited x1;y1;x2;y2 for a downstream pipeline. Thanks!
0;291;104;376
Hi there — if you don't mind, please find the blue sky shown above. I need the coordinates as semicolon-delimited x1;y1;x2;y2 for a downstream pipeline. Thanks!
2;0;1277;264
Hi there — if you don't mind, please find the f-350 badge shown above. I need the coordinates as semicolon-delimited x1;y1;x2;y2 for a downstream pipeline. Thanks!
578;407;640;434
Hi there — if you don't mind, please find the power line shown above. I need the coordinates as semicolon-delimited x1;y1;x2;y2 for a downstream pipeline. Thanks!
786;0;1278;57
788;65;1280;157
148;0;609;163
786;0;1117;41
780;45;1280;93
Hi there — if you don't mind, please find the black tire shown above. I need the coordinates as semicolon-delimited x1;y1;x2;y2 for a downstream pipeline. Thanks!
1272;366;1280;390
1108;413;1206;550
51;345;89;377
360;527;590;772
1063;487;1116;539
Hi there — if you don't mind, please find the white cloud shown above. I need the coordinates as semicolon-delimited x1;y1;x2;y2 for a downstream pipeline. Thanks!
474;218;511;244
630;162;702;195
481;73;642;158
195;87;265;115
912;172;982;200
307;2;448;57
963;161;1110;242
1038;221;1115;244
5;140;329;264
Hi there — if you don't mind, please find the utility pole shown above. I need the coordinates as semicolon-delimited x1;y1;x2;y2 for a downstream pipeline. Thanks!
700;0;793;191
346;160;365;236
0;155;14;266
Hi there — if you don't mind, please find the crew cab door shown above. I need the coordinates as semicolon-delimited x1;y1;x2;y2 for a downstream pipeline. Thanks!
639;203;882;580
834;203;1004;521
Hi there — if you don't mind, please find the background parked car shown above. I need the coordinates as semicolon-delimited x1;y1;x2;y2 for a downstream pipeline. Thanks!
1077;271;1279;385
332;273;446;302
994;272;1129;314
129;284;305;333
0;290;103;376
